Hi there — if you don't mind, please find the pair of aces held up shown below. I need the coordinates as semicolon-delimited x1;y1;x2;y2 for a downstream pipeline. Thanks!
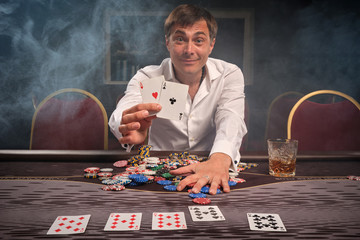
140;76;189;121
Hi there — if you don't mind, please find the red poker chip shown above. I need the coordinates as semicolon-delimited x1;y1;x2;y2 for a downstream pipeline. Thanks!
101;185;112;191
114;160;128;168
110;184;126;191
98;172;113;178
155;176;166;182
231;177;246;183
347;175;360;181
84;167;100;173
193;198;211;205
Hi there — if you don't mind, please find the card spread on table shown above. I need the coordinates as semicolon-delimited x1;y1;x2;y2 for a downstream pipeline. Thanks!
152;212;187;230
188;206;225;221
247;213;286;232
47;215;91;235
104;213;142;231
140;76;189;120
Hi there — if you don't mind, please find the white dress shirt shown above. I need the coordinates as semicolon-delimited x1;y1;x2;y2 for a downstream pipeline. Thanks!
109;57;247;171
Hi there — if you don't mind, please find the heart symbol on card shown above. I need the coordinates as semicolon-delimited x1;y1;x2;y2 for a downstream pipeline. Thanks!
152;92;158;99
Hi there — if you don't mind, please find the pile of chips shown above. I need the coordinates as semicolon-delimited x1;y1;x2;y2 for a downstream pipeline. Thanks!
347;175;360;181
83;145;253;202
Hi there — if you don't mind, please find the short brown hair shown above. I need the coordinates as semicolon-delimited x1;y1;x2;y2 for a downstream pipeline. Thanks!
164;4;218;41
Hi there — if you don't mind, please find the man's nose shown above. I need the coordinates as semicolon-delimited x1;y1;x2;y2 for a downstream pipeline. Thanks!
184;41;195;55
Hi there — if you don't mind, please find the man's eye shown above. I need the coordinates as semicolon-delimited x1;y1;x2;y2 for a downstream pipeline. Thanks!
195;39;204;44
175;37;184;42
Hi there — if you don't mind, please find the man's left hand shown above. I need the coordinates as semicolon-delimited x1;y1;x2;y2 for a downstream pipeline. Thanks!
169;152;232;195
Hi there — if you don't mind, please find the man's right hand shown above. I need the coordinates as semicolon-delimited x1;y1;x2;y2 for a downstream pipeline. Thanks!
118;103;161;145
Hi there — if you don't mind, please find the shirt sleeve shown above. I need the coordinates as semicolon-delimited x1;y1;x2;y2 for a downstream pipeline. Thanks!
108;73;144;146
210;66;248;171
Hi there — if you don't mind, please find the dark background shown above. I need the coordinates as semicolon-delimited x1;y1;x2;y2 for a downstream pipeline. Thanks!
0;0;359;150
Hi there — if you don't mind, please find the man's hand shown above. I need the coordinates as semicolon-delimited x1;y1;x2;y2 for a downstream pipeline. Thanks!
118;103;161;145
169;152;232;195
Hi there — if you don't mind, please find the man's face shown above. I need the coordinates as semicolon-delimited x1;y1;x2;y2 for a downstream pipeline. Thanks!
166;20;215;79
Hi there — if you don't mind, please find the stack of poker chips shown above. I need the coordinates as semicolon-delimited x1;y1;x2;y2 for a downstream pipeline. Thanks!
138;145;152;158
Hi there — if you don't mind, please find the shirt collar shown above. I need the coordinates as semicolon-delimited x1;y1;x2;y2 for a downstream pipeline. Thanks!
164;57;221;86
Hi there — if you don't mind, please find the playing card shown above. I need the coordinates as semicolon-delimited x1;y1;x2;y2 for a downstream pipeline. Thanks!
104;213;142;231
47;214;91;235
157;81;189;120
188;206;225;222
247;213;286;232
140;76;164;103
152;212;187;230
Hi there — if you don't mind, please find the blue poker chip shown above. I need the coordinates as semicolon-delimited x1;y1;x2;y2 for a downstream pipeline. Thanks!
200;186;210;194
215;189;222;194
228;180;237;187
164;185;177;191
128;174;141;180
188;192;207;199
127;181;143;187
131;175;148;183
157;180;172;185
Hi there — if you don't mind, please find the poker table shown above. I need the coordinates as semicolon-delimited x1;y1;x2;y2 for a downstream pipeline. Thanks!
0;150;359;240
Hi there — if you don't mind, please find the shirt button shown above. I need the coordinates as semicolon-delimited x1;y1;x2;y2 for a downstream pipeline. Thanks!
190;138;195;142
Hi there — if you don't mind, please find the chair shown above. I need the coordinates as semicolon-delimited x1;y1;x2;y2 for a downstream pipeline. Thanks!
30;88;108;150
287;90;360;151
265;91;304;141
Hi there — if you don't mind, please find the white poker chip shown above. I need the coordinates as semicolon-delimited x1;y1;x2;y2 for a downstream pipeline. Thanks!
100;168;113;172
142;170;157;176
145;157;160;164
229;171;238;177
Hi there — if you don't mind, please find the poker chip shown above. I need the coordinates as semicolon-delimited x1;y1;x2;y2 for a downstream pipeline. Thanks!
228;180;237;187
231;177;246;183
188;192;207;199
193;197;211;205
162;172;174;178
131;174;148;183
164;185;177;191
84;173;97;178
145;157;160;164
142;170;157;176
155;176;166;182
110;184;126;191
102;179;120;185
97;172;113;178
347;175;360;181
100;168;113;172
84;167;100;173
200;186;210;194
113;160;128;168
229;171;238;178
156;180;172;185
101;185;112;191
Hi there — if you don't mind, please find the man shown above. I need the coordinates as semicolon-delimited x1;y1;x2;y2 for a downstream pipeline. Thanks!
109;4;247;195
